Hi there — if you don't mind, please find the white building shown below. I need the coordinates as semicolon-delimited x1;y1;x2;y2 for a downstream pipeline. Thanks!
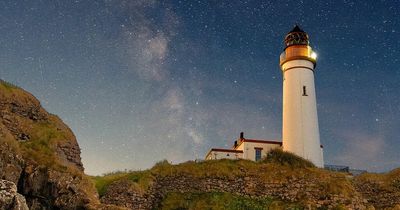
205;26;324;167
279;25;324;167
205;132;282;161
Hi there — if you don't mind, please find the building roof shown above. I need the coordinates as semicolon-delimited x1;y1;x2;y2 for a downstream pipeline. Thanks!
289;25;305;33
242;139;282;145
284;25;309;48
234;138;282;149
234;138;323;149
209;148;244;153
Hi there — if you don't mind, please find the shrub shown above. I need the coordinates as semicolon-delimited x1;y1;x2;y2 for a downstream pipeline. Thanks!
263;149;315;168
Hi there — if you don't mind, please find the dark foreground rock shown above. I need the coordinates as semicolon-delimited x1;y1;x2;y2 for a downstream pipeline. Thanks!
0;179;29;210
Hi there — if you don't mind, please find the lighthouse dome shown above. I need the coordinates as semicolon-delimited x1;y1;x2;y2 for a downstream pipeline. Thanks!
284;25;309;48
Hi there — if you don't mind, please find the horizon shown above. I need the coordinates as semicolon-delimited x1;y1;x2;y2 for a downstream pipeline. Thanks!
0;0;399;175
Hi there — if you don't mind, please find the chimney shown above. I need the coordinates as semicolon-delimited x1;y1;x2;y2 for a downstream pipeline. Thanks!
234;141;238;148
240;132;244;140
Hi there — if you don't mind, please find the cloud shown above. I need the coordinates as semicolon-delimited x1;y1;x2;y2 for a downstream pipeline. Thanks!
332;129;387;171
186;128;204;145
122;27;170;81
163;88;184;112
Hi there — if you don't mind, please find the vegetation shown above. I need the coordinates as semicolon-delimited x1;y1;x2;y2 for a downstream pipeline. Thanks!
356;168;400;191
92;150;361;209
157;192;303;210
263;148;315;168
16;114;75;172
0;79;19;91
0;79;101;207
0;80;25;98
92;170;153;196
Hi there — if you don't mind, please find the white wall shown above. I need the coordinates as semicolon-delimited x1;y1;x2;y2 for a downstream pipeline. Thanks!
242;142;281;161
236;142;244;152
281;59;324;167
206;151;243;160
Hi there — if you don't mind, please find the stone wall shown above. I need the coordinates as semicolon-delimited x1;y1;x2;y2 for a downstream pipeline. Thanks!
355;179;400;209
101;175;368;209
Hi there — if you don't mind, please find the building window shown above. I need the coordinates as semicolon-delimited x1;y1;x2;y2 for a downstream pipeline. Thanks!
302;86;308;96
255;148;262;161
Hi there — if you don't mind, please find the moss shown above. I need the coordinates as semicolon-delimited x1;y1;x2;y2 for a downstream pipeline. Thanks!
157;192;304;210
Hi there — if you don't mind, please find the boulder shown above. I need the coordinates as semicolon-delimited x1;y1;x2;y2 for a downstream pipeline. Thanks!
0;179;29;210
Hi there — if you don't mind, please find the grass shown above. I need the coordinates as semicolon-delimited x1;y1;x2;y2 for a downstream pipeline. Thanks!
0;79;19;91
19;119;66;168
157;192;304;210
263;148;315;168
91;159;257;198
151;159;260;179
355;168;400;191
0;79;28;99
92;150;359;208
92;170;153;196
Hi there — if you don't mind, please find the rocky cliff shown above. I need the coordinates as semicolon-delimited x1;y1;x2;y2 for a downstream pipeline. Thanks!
0;80;101;209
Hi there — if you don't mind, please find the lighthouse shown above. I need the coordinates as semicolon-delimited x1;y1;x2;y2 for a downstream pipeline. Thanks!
279;25;324;167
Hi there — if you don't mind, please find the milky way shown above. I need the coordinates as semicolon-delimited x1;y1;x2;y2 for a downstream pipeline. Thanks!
0;0;399;175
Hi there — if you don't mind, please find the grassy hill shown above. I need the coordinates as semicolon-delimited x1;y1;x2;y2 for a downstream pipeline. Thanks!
91;149;400;209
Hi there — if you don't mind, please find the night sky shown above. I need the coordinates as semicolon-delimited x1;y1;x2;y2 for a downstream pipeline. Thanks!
0;0;399;175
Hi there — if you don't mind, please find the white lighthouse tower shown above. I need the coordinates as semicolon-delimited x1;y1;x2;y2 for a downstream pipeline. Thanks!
279;25;324;167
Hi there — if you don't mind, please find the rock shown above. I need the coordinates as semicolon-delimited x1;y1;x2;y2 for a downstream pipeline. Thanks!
0;179;29;210
56;140;84;171
0;136;24;184
0;81;99;209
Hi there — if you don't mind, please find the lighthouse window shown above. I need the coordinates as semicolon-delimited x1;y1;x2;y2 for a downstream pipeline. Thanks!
302;86;308;96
